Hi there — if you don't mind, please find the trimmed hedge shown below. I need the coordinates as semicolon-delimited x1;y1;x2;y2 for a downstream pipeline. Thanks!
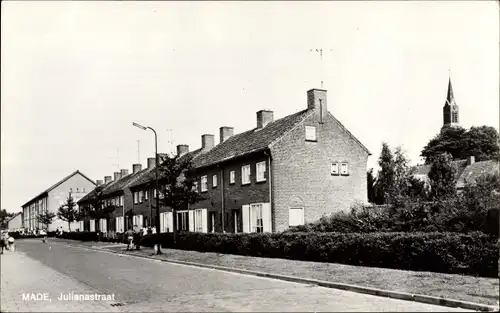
139;231;497;277
58;231;126;243
7;231;57;239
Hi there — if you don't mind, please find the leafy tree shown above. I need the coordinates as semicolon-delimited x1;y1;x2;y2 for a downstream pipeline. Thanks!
427;153;457;200
57;195;78;231
421;125;499;164
367;169;377;203
374;142;395;205
406;176;429;201
155;154;205;244
391;147;412;205
37;211;56;228
0;209;15;229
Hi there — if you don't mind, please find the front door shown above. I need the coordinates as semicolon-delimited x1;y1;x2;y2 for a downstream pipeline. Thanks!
233;210;240;233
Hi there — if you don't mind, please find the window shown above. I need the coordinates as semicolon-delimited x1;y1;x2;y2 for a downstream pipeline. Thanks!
241;165;251;185
289;208;304;226
305;126;317;141
340;162;349;175
134;192;139;204
120;195;124;206
256;161;266;182
139;191;144;203
229;171;235;184
177;212;188;231
452;111;458;123
153;189;157;198
212;175;217;188
210;212;216;233
201;176;208;192
195;209;203;232
251;204;264;233
193;182;199;193
145;190;149;201
331;163;339;176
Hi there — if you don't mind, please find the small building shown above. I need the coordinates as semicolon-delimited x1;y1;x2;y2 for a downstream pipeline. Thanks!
21;170;96;232
6;212;23;231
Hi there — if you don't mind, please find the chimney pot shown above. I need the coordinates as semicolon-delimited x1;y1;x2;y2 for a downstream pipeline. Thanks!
120;169;129;177
256;110;274;129
467;155;475;166
177;145;189;157
104;176;112;184
96;180;103;186
147;157;156;169
219;127;234;143
133;164;142;174
113;172;121;181
307;89;328;123
201;134;215;151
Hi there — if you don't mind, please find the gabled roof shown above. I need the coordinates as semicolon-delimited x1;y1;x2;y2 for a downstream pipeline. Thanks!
6;212;22;223
192;109;311;169
456;159;499;188
22;170;95;207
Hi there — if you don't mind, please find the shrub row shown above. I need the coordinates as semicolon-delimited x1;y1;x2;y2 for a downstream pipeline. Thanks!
58;231;129;243
138;231;497;278
8;231;57;239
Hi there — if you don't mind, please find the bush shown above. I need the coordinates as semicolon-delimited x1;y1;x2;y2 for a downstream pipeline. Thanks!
139;231;497;277
59;231;99;242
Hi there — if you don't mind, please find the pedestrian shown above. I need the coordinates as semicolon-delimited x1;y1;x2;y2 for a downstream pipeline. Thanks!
40;228;47;243
125;228;134;251
0;231;6;254
7;235;15;252
133;225;141;250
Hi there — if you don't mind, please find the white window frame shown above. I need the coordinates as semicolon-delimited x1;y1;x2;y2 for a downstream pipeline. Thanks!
250;204;264;233
305;126;317;141
195;209;203;232
331;162;339;176
139;190;144;203
193;182;199;193
229;171;235;184
134;192;138;204
120;195;124;206
201;176;208;192
241;165;251;185
176;211;188;231
212;175;217;188
256;161;266;182
211;212;215;233
340;162;349;176
289;207;305;227
145;190;149;201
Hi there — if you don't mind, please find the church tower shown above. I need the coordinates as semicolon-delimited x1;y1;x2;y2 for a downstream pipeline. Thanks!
442;76;459;128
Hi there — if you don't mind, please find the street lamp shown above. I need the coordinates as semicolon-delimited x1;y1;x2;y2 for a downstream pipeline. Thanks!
133;122;162;255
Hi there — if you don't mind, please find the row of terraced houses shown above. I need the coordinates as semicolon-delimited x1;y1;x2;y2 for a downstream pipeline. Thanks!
24;89;372;234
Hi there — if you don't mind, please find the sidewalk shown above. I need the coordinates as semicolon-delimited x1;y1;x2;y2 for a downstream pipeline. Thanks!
49;237;499;308
0;250;122;312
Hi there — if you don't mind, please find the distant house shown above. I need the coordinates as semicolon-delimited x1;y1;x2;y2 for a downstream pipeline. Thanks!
6;212;23;230
413;156;499;190
21;170;96;232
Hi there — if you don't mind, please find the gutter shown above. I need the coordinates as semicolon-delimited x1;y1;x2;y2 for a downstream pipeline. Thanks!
264;150;273;232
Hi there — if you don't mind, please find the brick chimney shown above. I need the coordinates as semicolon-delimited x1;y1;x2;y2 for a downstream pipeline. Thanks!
307;89;327;124
467;155;475;166
201;134;215;152
96;180;103;186
104;176;112;184
147;157;156;169
133;164;142;173
120;169;129;177
113;172;121;181
256;110;273;129
219;127;234;143
177;145;189;157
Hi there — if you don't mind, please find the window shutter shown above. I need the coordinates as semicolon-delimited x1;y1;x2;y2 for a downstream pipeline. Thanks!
242;205;250;233
188;210;195;232
263;203;272;233
159;213;164;233
202;209;208;233
167;212;173;232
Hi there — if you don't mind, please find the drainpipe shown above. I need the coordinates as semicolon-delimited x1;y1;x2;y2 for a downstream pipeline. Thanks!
122;192;125;233
264;150;273;232
221;166;225;233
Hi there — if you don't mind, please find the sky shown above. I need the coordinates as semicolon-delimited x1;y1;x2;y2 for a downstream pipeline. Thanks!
1;1;499;213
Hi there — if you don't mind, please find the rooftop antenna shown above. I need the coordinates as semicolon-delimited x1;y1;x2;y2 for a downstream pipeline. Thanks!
310;48;334;89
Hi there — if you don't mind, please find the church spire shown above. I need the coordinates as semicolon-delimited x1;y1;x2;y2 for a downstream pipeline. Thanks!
445;76;456;106
442;73;459;128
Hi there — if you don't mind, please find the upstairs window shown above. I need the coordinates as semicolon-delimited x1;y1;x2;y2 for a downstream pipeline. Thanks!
212;175;217;188
229;171;235;184
145;190;149;201
256;161;266;182
341;162;350;175
139;191;144;203
120;195;124;206
331;163;339;176
193;181;199;193
241;165;251;185
201;176;208;192
305;126;317;141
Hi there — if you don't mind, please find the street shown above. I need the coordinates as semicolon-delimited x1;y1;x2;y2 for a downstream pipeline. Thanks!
1;239;472;312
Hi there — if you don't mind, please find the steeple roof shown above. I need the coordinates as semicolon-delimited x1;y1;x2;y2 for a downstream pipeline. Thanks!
445;77;456;106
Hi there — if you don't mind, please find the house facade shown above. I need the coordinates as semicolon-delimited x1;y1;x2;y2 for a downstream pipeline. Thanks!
81;88;371;234
6;212;23;230
21;170;96;232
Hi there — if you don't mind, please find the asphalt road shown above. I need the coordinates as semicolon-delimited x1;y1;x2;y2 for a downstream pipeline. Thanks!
11;239;471;312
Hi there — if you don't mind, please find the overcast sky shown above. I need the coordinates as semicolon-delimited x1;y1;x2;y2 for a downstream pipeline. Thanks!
1;1;499;213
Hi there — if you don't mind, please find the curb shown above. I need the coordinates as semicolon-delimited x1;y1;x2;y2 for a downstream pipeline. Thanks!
51;240;498;312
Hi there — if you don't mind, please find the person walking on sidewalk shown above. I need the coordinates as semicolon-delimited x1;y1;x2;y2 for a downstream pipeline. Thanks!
7;234;15;252
133;225;141;250
0;231;6;254
125;228;134;251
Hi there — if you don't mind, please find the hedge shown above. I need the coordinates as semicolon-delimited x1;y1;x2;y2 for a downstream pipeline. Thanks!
137;231;497;277
7;231;57;239
58;231;127;243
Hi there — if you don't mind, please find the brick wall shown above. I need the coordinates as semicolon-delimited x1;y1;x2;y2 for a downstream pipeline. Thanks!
270;110;369;232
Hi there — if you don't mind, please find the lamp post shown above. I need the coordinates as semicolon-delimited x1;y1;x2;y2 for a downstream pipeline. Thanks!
133;122;161;255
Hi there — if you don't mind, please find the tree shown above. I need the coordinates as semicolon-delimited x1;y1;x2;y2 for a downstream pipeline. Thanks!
427;153;457;200
367;169;376;203
82;186;114;234
391;147;412;205
0;209;15;229
37;211;56;229
374;142;395;205
155;154;205;244
57;195;78;232
421;125;499;164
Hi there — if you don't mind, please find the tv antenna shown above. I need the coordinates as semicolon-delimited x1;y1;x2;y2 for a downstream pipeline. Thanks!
309;48;333;89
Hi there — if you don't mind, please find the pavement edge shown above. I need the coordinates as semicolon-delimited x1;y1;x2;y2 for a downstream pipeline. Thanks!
53;241;498;312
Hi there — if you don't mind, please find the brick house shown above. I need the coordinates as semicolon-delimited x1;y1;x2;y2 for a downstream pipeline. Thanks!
80;88;370;234
21;170;96;232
